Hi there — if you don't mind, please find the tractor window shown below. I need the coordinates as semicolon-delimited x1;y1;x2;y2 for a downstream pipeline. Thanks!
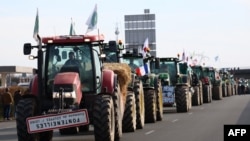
47;44;94;92
179;63;187;74
123;58;143;71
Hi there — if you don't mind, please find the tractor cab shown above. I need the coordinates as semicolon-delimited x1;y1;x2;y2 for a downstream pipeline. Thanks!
23;35;106;108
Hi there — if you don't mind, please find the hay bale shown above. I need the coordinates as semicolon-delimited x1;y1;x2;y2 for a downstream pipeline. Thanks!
103;63;131;103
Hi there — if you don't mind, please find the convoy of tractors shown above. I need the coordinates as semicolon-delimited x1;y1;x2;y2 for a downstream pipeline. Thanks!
16;31;241;141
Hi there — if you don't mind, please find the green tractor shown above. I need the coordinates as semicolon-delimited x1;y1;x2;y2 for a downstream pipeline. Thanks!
151;57;193;113
219;69;232;97
150;58;176;107
190;65;203;106
102;40;145;131
122;51;163;123
204;67;222;100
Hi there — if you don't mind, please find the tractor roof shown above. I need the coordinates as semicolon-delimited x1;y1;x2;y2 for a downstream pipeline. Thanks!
42;34;104;44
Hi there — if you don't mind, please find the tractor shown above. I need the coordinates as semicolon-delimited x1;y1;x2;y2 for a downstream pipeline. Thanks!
150;58;175;107
16;34;130;141
219;69;232;97
190;65;203;106
203;67;223;100
102;40;143;131
152;57;193;113
122;49;163;123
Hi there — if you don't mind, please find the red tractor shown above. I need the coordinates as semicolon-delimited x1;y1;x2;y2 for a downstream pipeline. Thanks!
16;34;128;141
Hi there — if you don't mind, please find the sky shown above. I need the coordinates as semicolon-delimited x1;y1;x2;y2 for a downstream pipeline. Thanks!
1;0;250;69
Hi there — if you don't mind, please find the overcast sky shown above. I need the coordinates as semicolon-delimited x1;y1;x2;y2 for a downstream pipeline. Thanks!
0;0;250;69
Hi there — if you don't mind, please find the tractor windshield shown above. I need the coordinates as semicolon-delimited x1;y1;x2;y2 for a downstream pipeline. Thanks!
123;57;144;72
46;44;95;92
104;50;118;62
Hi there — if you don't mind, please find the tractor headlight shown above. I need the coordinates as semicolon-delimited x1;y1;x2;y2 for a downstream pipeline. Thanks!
53;91;77;99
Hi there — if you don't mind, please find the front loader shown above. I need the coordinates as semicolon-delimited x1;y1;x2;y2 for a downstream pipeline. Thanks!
17;34;130;141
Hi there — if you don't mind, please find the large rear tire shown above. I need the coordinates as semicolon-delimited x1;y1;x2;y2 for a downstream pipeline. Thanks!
192;86;200;106
156;82;163;121
203;85;211;103
212;85;223;100
112;84;123;141
175;86;190;113
93;95;115;141
134;81;145;129
144;89;157;123
122;92;136;132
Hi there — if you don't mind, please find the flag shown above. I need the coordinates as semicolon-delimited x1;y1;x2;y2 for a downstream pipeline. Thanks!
86;4;97;34
144;63;150;74
214;56;219;62
142;37;149;58
136;66;146;76
69;18;76;35
182;50;185;62
33;8;39;42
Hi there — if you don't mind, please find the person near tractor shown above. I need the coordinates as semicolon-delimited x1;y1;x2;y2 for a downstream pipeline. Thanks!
64;51;81;66
2;87;14;120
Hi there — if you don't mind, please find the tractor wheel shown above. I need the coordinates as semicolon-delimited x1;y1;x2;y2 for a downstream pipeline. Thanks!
203;85;210;103
93;95;115;141
122;92;136;132
212;85;223;100
144;89;157;123
192;86;200;106
112;84;123;141
222;85;227;97
156;82;163;121
134;81;145;129
199;82;203;105
16;98;53;141
175;86;190;113
227;85;232;96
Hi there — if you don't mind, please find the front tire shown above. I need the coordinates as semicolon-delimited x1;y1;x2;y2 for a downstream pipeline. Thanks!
16;98;53;141
93;95;115;141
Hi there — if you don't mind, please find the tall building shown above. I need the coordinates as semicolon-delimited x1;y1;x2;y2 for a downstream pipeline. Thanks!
124;9;156;56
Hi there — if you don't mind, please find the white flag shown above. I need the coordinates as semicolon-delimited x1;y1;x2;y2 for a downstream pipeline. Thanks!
33;8;39;42
69;18;76;35
86;4;97;34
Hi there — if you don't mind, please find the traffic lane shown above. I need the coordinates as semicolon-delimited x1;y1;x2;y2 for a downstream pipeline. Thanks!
0;95;249;141
0;121;17;141
122;95;250;141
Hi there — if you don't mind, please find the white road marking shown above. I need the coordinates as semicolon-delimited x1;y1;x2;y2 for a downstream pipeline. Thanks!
188;112;193;115
145;130;155;135
172;119;178;122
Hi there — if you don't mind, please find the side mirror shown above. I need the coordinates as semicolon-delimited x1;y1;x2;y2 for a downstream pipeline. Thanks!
24;43;32;55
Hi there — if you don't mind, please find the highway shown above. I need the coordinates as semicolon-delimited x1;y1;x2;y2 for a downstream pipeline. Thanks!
0;94;250;141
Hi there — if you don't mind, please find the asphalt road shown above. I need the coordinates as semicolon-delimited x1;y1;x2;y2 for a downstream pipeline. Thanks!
0;94;250;141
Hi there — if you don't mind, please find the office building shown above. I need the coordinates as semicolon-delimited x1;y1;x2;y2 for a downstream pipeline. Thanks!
124;9;156;56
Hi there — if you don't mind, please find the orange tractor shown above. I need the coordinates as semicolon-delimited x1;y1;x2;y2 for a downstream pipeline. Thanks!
16;34;129;141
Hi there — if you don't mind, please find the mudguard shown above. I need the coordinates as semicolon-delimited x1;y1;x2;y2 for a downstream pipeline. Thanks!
101;69;115;94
